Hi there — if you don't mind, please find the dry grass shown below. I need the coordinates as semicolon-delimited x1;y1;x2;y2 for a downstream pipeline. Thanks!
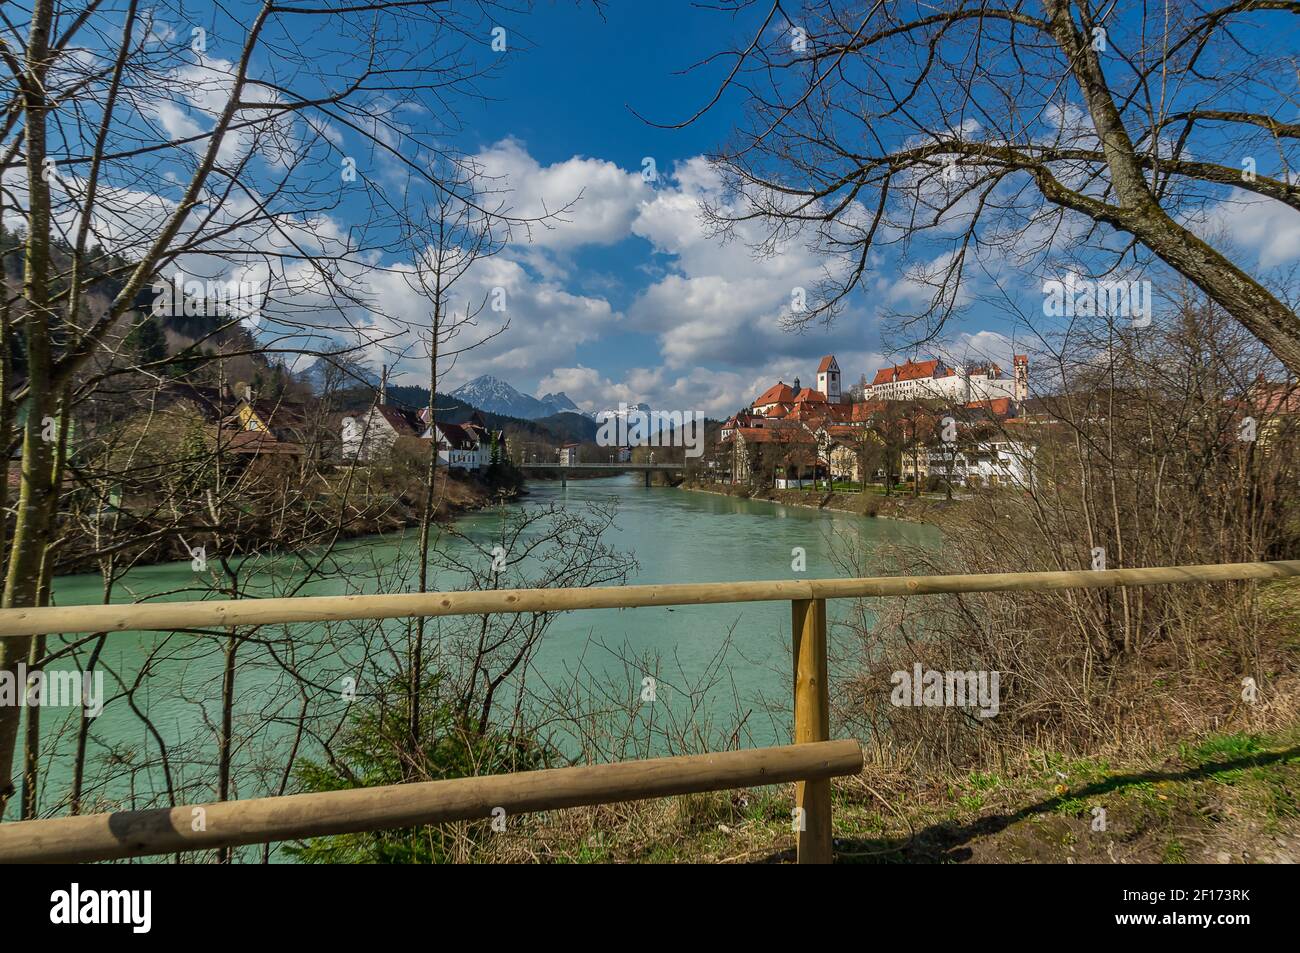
443;578;1300;863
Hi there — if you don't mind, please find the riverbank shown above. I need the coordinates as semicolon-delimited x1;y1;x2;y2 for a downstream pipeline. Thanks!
54;466;520;575
478;721;1300;864
675;480;952;525
446;571;1300;864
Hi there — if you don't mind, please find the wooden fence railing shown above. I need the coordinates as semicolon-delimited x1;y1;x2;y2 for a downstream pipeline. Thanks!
0;559;1296;864
0;741;864;863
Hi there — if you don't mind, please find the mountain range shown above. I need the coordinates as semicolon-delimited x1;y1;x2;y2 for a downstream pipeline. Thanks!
449;375;583;420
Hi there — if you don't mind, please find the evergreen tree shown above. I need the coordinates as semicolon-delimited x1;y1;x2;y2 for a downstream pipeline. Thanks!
131;316;167;366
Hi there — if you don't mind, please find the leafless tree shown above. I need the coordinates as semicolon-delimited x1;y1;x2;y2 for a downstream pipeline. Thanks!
0;0;552;817
677;1;1300;372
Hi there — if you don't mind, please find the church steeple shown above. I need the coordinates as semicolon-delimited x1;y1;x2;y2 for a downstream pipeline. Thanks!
816;355;841;404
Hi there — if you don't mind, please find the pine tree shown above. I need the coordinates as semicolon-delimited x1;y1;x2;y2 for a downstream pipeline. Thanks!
131;316;167;366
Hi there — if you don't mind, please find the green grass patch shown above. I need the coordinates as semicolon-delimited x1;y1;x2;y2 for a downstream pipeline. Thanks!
1182;732;1265;764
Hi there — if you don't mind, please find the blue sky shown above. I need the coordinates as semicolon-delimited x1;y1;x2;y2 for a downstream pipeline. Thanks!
401;1;1296;415
377;0;1029;414
22;1;1299;418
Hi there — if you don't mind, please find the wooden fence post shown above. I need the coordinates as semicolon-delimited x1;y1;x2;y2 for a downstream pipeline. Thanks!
791;597;831;863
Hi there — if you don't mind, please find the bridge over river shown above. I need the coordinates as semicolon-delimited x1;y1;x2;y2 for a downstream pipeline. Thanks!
517;462;685;485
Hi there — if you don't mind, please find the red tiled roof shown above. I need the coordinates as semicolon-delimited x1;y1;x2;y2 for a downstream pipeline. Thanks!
754;382;796;406
723;411;760;428
871;359;940;386
823;425;860;441
964;397;1014;418
766;404;789;418
375;404;422;436
816;355;837;373
794;387;827;403
733;425;815;444
1251;381;1300;415
851;401;887;422
787;400;852;425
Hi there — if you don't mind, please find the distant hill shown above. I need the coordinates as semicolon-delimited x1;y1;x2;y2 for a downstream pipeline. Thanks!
531;411;598;443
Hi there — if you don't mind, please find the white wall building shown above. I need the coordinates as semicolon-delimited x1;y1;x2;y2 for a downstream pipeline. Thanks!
431;422;492;470
815;355;842;404
926;438;1036;489
342;405;422;462
863;355;1029;404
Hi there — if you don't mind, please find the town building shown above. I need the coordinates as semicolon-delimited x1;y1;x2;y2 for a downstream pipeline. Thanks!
430;422;480;470
862;355;1028;404
422;410;503;471
725;352;1035;489
1248;378;1300;453
816;355;842;404
815;424;878;483
225;395;308;457
727;420;819;487
750;356;847;418
342;403;423;462
925;438;1036;489
752;381;797;416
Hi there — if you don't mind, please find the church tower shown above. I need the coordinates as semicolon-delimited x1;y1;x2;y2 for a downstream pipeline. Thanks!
1013;355;1029;402
816;355;841;404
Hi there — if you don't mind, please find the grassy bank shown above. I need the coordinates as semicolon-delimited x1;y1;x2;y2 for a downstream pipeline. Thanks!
55;465;519;574
462;724;1298;864
677;479;953;523
405;575;1300;864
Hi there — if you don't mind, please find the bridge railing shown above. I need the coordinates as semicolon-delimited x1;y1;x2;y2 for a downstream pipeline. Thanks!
0;559;1295;864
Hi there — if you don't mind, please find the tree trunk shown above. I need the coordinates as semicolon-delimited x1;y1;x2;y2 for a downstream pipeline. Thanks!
1041;0;1300;376
216;633;237;863
0;0;58;819
410;326;439;764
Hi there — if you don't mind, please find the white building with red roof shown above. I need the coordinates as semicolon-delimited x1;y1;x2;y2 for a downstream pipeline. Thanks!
753;381;797;415
863;355;1029;403
751;356;845;417
816;355;842;403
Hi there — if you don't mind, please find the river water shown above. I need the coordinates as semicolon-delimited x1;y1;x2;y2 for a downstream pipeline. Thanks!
31;475;938;825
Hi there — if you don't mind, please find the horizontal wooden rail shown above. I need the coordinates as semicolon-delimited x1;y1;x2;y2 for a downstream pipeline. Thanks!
0;740;863;863
0;560;1295;638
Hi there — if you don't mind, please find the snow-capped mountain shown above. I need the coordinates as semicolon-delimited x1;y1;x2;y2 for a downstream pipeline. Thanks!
450;375;584;420
594;401;652;419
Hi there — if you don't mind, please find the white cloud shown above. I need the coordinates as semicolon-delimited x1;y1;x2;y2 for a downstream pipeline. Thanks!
1195;191;1300;270
473;138;648;252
